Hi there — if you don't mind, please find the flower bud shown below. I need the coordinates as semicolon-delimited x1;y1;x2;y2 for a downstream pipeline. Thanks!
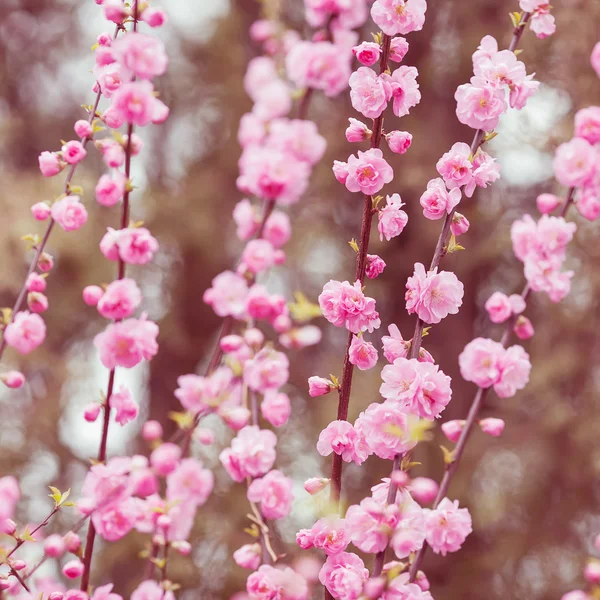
63;531;81;553
31;202;51;221
27;292;49;313
62;559;84;579
3;519;17;536
44;533;66;558
244;328;264;347
74;120;93;139
386;130;413;155
38;252;54;272
366;254;386;279
12;560;26;571
450;212;470;236
303;477;330;495
584;560;600;584
308;376;335;397
513;315;534;340
150;443;181;476
142;420;163;442
410;477;439;505
82;285;104;307
441;419;466;443
1;371;25;389
219;406;251;431
195;428;215;445
536;193;561;214
26;273;47;293
479;417;505;437
83;403;101;423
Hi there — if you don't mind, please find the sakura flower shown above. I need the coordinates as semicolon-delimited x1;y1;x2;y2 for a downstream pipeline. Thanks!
111;32;168;80
388;66;421;117
455;77;507;131
38;151;64;177
61;140;87;165
390;491;427;558
345;497;400;553
553;138;597;188
111;385;139;426
458;337;504;389
166;458;214;507
344;148;394;195
378;194;408;241
234;543;262;570
352;42;381;66
219;426;277;482
244;347;289;392
419;178;461;220
464;149;501;197
247;565;308;600
479;417;505;437
261;391;291;427
386;130;413;154
131;581;175;600
484;291;512;324
346;117;372;143
371;0;428;36
247;469;293;519
389;37;410;62
203;270;249;319
348;335;378;370
97;278;142;320
308;376;336;397
242;239;276;274
436;142;473;189
110;81;156;126
349;67;392;119
51;195;88;232
423;497;472;556
365;254;386;279
317;420;369;465
319;552;368;600
4;311;46;355
493;344;531;398
96;173;126;207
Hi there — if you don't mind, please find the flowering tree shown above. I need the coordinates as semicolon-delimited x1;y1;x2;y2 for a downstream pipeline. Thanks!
0;1;599;599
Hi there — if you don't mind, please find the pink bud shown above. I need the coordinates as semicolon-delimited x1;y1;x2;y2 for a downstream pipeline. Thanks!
508;294;526;315
61;141;87;165
31;202;51;221
233;543;262;570
584;561;600;584
303;477;330;495
49;593;64;600
195;428;215;445
12;560;26;571
410;477;439;505
156;515;171;530
141;7;168;27
1;371;25;389
363;577;385;599
414;571;431;592
244;328;264;347
345;118;372;143
450;212;470;236
352;41;381;66
63;531;81;553
365;254;386;279
27;292;49;313
74;120;93;139
44;534;66;558
389;36;409;63
0;579;11;591
38;151;63;177
220;335;245;353
97;32;112;46
4;519;17;536
441;419;466;443
479;417;505;437
82;285;104;307
26;273;47;293
219;406;251;431
390;469;410;488
514;315;534;340
386;130;413;154
172;540;191;556
84;403;101;423
62;559;84;579
142;420;163;442
273;314;292;333
308;376;335;397
38;252;54;272
332;160;349;184
536;193;561;214
150;443;182;476
122;134;144;156
132;469;158;498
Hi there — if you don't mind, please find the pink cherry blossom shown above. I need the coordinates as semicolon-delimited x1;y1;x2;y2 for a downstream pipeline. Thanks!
382;324;410;362
61;140;87;165
303;0;368;29
464;149;501;197
234;543;262;570
304;477;331;496
479;417;505;437
1;371;25;389
94;316;159;369
383;577;433;600
97;278;142;320
423;497;472;556
514;315;535;340
390;491;427;558
436;142;473;189
345;497;400;553
344;148;394;195
451;211;470;236
348;335;378;370
308;376;335;397
386;130;413;154
247;469;293;519
111;32;167;80
346;118;372;143
441;420;465;443
410;477;439;505
203;270;249;319
536;192;561;214
380;357;452;419
319;552;368;600
116;227;159;265
419;178;461;220
96;173;126;207
247;565;308;600
51;196;88;232
4;311;46;355
263;211;291;248
388;66;421;117
390;37;410;63
110;81;156;126
365;254;386;279
175;366;240;413
166;458;214;506
131;581;175;600
110;386;139;426
298;516;349;555
317;420;369;465
354;400;417;459
484;291;512;324
371;0;427;36
219;426;277;482
494;344;531;398
575;107;600;145
38;151;64;176
241;239;276;274
455;77;507;131
378;193;409;241
261;391;291;427
458;337;504;388
349;67;392;119
31;201;51;220
243;347;289;392
352;42;381;66
405;263;464;324
553;137;597;188
318;280;381;334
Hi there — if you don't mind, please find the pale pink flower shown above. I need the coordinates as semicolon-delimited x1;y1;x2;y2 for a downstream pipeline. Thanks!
333;160;349;184
263;211;291;248
308;376;335;397
1;371;25;389
479;417;505;437
51;195;88;232
319;552;368;600
252;79;292;121
82;285;104;307
141;7;167;28
31;201;51;220
38;151;64;176
96;173;126;207
388;66;421;117
61;140;87;165
509;294;526;314
451;211;470;236
116;227;159;265
304;0;368;30
348;335;378;370
26;273;46;293
383;578;433;600
110;386;138;426
94;316;159;369
410;477;439;505
389;37;410;63
354;401;417;460
150;442;182;477
244;347;289;393
247;565;308;600
441;420;465;443
574;107;600;145
405;263;464;324
175;366;239;413
317;420;369;465
233;199;259;241
577;189;600;221
553;138;597;188
131;581;175;600
318;280;380;334
419;178;461;220
346;497;400;553
514;315;535;340
166;458;214;506
111;33;167;80
436;142;473;189
386;130;413;154
267;118;327;165
344;148;393;195
234;543;262;570
371;0;427;36
365;254;386;279
536;193;561;214
484;291;512;324
530;12;556;38
97;278;141;320
247;469;293;520
63;559;84;579
304;477;330;496
203;270;248;319
560;592;590;600
455;78;507;131
458;337;504;389
380;358;452;420
261;391;291;427
301;516;349;555
378;193;408;241
423;497;472;556
91;584;122;600
390;491;427;558
346;118;372;143
285;41;352;98
349;67;392;119
494;345;531;398
382;324;410;363
352;42;381;66
219;426;277;482
241;239;276;274
110;81;156;126
4;311;46;355
464;150;501;197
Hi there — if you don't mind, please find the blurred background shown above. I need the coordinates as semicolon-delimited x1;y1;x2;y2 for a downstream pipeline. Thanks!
0;0;599;598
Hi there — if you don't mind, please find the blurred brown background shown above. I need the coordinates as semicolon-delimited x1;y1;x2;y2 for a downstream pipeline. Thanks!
0;0;599;598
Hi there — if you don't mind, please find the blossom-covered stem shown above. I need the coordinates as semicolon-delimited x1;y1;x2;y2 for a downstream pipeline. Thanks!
330;34;392;505
508;12;532;52
406;187;576;581
371;454;402;576
0;85;105;362
3;507;59;562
